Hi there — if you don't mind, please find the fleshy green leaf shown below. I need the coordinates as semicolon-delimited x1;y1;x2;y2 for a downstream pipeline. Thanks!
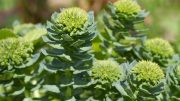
43;85;60;93
0;28;17;40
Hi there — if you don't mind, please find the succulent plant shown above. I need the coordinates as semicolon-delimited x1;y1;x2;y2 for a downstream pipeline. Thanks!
89;60;122;100
113;61;165;100
144;38;174;58
165;55;180;100
132;61;164;85
0;0;179;100
142;38;174;66
114;0;141;19
0;38;33;67
94;0;148;62
0;28;43;100
42;7;97;100
92;60;122;84
56;7;88;32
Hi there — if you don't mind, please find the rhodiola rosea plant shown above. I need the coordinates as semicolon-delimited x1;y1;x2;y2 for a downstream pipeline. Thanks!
41;7;97;100
0;0;180;100
0;24;47;100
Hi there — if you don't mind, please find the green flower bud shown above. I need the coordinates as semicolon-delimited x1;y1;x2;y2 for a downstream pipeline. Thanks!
0;38;34;67
92;60;122;84
114;0;141;15
132;61;164;84
57;7;88;32
144;38;174;57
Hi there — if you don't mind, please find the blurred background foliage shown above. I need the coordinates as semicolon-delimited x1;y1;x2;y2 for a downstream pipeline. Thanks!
0;0;180;52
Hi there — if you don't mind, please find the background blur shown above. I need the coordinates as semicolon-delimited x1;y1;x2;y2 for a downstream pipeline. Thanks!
0;0;180;52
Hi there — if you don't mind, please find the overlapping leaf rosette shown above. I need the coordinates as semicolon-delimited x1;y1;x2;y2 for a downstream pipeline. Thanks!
0;26;46;100
114;61;165;100
142;38;174;66
13;23;47;46
96;0;148;62
90;60;122;100
41;7;97;100
165;55;180;100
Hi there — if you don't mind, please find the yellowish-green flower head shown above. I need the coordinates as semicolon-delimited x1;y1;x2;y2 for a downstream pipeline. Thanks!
0;38;34;67
57;7;88;32
132;61;164;84
92;60;122;83
114;0;141;15
144;38;174;57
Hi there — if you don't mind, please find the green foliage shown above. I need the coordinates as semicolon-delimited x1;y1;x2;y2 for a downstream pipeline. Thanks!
0;24;45;100
94;0;148;62
23;27;47;42
0;0;180;101
13;23;47;49
0;28;17;40
176;66;180;75
13;23;34;36
165;55;180;100
113;61;165;100
41;7;97;100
